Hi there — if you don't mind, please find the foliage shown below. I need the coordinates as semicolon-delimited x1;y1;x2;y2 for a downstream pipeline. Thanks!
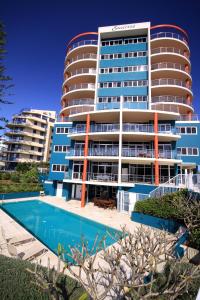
1;172;11;180
0;21;13;131
16;162;35;173
10;172;20;182
58;226;200;300
0;254;86;300
21;167;39;183
134;190;200;249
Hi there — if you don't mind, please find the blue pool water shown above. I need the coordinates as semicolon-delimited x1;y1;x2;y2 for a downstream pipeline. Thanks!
1;200;120;259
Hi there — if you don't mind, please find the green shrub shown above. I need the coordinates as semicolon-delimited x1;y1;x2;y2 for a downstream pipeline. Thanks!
1;172;11;180
10;172;21;183
21;167;39;184
0;255;86;300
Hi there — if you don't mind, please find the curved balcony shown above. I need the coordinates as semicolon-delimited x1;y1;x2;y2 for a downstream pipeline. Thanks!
151;32;189;51
61;105;94;117
151;78;192;97
63;98;94;107
151;95;193;107
67;40;98;56
65;53;97;71
151;47;190;65
62;83;95;101
64;68;96;86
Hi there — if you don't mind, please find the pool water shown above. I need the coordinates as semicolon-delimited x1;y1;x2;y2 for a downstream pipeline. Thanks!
1;200;120;259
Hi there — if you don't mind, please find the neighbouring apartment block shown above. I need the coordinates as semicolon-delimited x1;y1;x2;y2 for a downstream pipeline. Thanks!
4;109;56;169
45;22;200;210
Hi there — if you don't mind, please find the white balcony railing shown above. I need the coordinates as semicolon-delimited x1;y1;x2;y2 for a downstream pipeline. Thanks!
151;47;189;57
88;173;118;182
151;62;187;72
68;40;98;51
151;32;188;45
151;78;191;90
67;53;97;65
68;83;95;91
69;68;96;77
64;98;94;107
151;95;192;106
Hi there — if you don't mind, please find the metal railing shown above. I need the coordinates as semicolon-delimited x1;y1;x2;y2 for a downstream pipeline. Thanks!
121;174;154;184
177;114;199;121
151;32;188;45
151;95;192;106
151;103;179;113
68;40;98;51
68;53;97;64
89;148;119;156
88;172;118;182
68;83;95;91
68;106;94;115
151;47;189;57
151;78;192;89
90;123;120;133
122;148;154;158
65;98;94;107
151;62;187;72
69;68;96;77
123;123;153;133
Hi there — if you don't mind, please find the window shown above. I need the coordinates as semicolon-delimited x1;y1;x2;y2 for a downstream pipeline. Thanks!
33;129;36;134
54;145;70;152
99;80;147;88
30;155;33;159
52;164;68;172
56;127;69;134
34;121;37;125
177;126;197;135
98;96;120;103
123;80;148;87
31;146;34;150
124;96;147;102
177;147;199;156
32;138;35;141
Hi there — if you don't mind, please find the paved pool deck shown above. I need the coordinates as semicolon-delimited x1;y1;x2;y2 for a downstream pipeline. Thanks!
0;196;141;269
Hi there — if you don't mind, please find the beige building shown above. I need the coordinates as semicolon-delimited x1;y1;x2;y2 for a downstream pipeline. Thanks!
4;109;56;169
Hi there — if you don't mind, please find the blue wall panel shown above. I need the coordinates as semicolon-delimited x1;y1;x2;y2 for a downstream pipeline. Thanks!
98;87;148;97
100;58;148;68
98;72;148;82
100;43;147;54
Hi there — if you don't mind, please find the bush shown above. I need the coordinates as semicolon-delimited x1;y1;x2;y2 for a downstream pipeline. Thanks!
21;167;39;184
134;190;187;221
0;255;86;300
1;172;11;180
10;172;21;183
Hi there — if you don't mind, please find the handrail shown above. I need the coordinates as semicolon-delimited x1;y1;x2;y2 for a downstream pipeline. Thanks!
151;103;180;113
90;123;120;133
151;78;191;89
67;53;97;64
68;40;98;51
64;98;94;107
68;83;95;91
88;172;118;182
151;95;191;105
177;114;199;121
68;68;96;77
151;32;188;45
151;47;189;57
68;106;94;115
151;62;187;72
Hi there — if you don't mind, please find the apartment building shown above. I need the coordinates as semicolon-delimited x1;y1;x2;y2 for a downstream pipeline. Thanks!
46;22;200;210
5;109;56;169
0;137;8;170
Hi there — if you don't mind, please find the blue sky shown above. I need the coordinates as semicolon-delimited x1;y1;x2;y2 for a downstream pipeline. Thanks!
1;0;200;120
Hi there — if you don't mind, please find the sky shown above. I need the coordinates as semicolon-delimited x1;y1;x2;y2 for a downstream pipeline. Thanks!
1;0;200;121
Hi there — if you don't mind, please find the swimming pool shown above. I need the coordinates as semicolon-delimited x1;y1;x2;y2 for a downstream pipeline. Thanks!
1;200;120;259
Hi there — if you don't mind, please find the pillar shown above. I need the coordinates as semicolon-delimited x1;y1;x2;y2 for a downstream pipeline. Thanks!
154;112;159;185
81;114;90;207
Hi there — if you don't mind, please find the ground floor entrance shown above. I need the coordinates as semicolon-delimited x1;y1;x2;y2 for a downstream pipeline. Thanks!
71;184;82;200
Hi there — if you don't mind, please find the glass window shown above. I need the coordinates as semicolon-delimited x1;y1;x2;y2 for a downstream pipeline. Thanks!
193;148;198;155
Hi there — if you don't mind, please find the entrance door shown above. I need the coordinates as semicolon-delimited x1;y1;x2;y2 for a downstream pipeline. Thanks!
56;182;63;198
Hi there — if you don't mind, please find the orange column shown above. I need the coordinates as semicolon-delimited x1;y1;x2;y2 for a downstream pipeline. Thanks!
188;111;192;121
81;114;90;207
154;112;159;185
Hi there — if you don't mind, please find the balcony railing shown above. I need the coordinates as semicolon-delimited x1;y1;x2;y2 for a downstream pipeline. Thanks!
69;68;96;77
151;62;187;72
151;103;179;113
177;114;199;121
88;172;118;182
90;123;120;133
151;78;191;89
151;47;189;57
122;148;154;158
68;106;94;115
151;32;188;45
123;123;153;133
64;98;94;107
151;95;192;106
68;40;98;52
121;174;170;184
68;83;95;91
67;53;97;65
